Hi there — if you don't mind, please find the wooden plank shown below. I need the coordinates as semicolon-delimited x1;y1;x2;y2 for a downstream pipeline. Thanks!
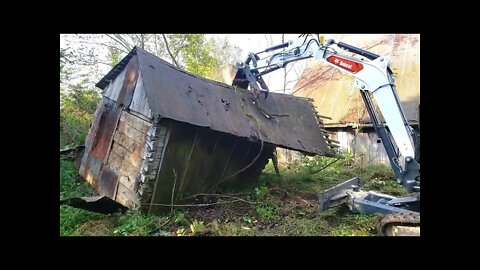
149;122;198;214
116;120;149;144
84;157;103;187
109;141;143;165
176;128;200;196
113;131;146;157
129;109;152;122
116;182;139;208
219;138;250;182
80;99;109;178
106;148;123;171
119;111;151;135
98;166;118;198
90;99;122;162
117;54;139;108
158;127;168;136
107;145;142;181
196;132;236;190
129;71;152;119
118;175;136;191
104;68;126;101
220;139;238;179
122;158;141;181
139;122;171;212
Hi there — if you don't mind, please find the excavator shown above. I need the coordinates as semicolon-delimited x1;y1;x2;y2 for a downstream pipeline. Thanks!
232;34;420;236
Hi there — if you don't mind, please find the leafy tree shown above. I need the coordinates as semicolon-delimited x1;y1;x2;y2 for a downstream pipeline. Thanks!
181;34;218;78
60;84;100;147
60;34;241;147
107;47;122;66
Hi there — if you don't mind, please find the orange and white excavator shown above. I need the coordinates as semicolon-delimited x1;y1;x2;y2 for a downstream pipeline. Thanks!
232;34;420;236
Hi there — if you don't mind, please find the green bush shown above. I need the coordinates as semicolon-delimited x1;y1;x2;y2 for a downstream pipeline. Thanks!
60;86;100;148
255;204;280;222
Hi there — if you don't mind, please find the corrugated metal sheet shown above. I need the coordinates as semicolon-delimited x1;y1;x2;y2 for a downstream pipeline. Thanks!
103;68;126;101
292;34;420;127
96;47;330;156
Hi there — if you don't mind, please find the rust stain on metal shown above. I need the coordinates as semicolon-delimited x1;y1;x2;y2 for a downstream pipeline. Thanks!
116;54;139;108
89;98;122;162
83;157;103;187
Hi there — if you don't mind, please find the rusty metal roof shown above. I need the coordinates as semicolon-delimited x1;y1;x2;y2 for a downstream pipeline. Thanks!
96;47;330;155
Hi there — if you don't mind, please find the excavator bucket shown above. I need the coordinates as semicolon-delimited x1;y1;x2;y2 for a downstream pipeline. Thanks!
318;177;360;212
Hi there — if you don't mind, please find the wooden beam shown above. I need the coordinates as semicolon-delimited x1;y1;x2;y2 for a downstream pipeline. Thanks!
176;128;200;197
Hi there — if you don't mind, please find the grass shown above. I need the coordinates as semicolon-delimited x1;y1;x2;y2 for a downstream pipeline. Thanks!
60;160;104;236
60;153;405;237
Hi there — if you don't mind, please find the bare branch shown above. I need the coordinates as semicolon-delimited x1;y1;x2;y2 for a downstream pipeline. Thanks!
106;34;127;48
162;34;180;67
105;34;131;52
286;62;296;74
172;35;188;58
143;34;152;44
285;79;299;86
75;40;129;54
146;199;245;208
140;34;146;49
171;169;177;212
178;35;188;48
134;33;141;43
114;34;133;50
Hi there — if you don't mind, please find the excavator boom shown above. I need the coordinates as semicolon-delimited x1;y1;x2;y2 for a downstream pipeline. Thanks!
234;35;420;236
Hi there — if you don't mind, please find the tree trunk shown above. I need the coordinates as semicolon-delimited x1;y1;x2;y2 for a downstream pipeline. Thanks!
162;34;180;68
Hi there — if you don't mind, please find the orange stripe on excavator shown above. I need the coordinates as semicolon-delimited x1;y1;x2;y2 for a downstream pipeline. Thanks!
326;55;364;73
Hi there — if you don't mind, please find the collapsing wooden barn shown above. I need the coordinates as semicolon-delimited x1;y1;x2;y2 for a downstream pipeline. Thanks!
79;46;335;214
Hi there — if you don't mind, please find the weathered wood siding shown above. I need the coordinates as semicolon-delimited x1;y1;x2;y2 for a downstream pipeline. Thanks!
148;120;274;214
137;117;170;212
104;111;150;207
103;68;126;101
328;126;418;166
79;54;140;200
82;50;294;214
79;97;122;190
329;127;389;165
129;70;152;119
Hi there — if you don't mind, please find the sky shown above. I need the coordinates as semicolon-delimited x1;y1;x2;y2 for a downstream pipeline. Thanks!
207;34;310;93
60;34;311;94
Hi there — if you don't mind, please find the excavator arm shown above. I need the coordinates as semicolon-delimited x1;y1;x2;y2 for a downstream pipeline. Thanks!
234;35;420;192
233;35;420;235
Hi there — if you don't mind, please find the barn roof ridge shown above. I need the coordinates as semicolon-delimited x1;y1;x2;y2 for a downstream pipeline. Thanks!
96;46;332;155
